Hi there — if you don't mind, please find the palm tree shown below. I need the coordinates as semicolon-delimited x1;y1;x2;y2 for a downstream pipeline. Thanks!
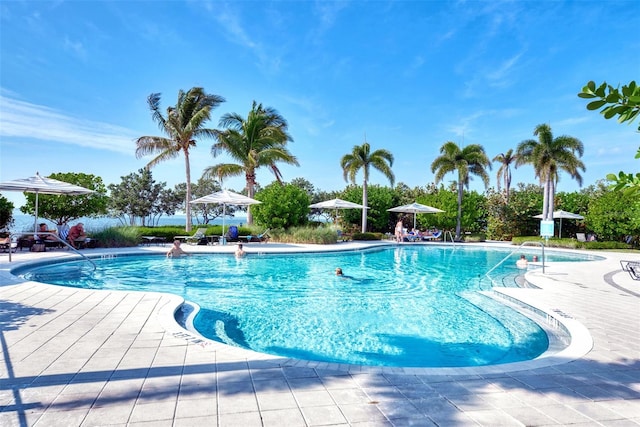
340;141;394;232
515;124;585;221
136;87;225;232
204;101;298;225
493;148;517;202
431;141;491;239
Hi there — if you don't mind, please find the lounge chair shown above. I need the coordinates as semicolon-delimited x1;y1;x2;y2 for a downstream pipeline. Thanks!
576;233;587;242
620;260;640;281
241;229;270;243
175;228;208;245
0;235;17;253
421;230;442;241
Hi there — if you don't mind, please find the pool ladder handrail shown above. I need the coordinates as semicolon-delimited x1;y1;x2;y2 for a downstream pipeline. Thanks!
442;230;456;245
484;240;545;285
6;232;96;270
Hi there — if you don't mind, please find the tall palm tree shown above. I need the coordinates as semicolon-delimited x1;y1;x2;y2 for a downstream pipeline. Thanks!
493;148;517;202
204;101;298;225
340;141;394;232
136;87;225;232
431;141;491;239
515;124;585;221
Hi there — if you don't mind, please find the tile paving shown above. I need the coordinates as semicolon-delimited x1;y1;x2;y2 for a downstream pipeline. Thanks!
0;242;639;426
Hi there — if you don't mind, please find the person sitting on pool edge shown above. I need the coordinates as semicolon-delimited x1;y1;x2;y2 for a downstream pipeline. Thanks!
167;239;190;258
235;243;246;258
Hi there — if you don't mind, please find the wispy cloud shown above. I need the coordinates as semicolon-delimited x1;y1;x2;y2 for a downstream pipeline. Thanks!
202;2;282;74
0;93;137;155
63;36;87;60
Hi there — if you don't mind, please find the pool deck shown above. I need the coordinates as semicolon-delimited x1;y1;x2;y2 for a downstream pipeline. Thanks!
0;241;639;426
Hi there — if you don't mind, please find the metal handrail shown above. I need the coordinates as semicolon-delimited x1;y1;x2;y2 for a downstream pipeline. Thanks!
7;232;96;270
485;240;545;281
443;230;456;244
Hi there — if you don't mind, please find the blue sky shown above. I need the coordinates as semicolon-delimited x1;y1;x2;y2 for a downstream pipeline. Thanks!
1;0;638;209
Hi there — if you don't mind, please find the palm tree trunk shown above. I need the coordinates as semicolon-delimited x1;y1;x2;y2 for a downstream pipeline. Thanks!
542;179;551;220
246;171;255;225
184;150;193;232
456;181;463;239
361;179;368;233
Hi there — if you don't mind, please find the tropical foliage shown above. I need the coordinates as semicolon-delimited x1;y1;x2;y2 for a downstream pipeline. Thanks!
20;172;108;226
431;141;491;239
0;195;14;231
340;184;397;233
586;187;640;241
516;124;585;222
108;169;180;226
252;182;309;229
485;184;543;240
340;142;395;232
492;149;517;202
136;87;225;231
579;80;640;198
579;80;640;130
204;101;298;225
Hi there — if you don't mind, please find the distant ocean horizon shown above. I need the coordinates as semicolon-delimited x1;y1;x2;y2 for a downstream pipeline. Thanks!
10;212;248;232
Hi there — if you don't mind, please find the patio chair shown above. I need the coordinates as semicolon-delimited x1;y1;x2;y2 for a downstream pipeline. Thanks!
620;260;640;281
421;230;442;241
0;235;17;253
576;233;587;242
248;229;270;243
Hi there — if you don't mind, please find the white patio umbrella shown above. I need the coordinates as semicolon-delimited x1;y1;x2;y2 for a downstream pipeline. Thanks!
388;202;445;229
309;198;368;223
533;209;584;238
190;190;261;236
0;172;94;235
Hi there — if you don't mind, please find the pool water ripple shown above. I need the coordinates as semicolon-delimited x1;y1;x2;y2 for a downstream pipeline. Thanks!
18;246;599;367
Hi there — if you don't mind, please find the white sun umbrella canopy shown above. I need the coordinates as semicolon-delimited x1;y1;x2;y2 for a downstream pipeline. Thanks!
388;202;445;229
0;172;95;234
309;198;368;223
533;209;584;238
190;190;261;235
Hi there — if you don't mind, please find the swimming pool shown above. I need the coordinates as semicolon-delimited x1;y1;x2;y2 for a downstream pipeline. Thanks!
18;245;600;367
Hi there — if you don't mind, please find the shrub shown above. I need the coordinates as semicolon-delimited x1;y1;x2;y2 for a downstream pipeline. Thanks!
269;226;338;244
511;236;633;250
462;233;486;242
90;227;142;248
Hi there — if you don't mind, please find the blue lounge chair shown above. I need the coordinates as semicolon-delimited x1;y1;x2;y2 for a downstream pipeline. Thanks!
421;230;442;241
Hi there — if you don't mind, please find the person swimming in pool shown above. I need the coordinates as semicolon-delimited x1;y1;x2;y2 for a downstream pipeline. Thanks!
335;267;355;279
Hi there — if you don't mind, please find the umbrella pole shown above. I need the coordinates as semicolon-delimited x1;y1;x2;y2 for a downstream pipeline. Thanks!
34;191;39;237
559;218;562;238
222;204;226;245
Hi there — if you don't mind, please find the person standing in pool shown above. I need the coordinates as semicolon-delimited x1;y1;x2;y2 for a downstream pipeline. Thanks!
235;243;246;258
516;254;528;269
167;240;189;258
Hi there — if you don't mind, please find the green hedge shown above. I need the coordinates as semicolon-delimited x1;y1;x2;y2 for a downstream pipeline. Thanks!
511;236;633;250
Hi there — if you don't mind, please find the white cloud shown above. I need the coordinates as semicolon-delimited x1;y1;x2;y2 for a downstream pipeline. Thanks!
0;94;138;155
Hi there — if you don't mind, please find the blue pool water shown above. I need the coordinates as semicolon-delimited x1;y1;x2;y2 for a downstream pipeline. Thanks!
18;246;600;367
